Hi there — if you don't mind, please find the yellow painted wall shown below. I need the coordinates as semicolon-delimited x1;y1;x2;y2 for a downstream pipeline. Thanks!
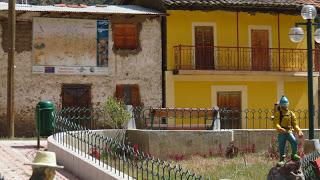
166;10;312;129
173;79;308;129
284;81;308;109
174;81;277;109
167;10;308;70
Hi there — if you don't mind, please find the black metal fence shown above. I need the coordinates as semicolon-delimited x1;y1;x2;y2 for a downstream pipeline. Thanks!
53;107;205;179
302;151;320;180
143;108;318;130
55;106;319;130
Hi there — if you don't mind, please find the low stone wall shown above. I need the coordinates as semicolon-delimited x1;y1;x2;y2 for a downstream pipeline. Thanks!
126;129;320;160
126;129;233;159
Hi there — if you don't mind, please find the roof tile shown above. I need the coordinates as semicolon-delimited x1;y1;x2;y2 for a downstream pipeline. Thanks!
162;0;320;11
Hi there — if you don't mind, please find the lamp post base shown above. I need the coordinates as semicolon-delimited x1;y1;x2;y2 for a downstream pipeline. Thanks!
304;139;320;155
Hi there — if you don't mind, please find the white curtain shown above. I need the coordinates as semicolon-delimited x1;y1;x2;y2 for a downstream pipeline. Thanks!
127;105;136;129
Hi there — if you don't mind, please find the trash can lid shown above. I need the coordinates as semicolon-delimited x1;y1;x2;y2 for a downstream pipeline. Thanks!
37;101;55;108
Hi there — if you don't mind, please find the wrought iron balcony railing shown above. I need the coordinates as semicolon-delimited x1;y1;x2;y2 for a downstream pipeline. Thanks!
173;45;320;72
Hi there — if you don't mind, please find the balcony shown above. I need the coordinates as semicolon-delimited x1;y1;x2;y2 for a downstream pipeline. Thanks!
173;45;320;72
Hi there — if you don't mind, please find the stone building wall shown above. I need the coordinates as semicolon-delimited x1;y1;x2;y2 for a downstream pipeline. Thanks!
0;12;162;136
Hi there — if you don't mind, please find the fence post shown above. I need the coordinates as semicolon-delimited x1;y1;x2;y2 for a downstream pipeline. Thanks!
150;108;155;129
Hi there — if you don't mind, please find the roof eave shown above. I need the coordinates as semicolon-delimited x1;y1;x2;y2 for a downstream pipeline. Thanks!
164;4;310;15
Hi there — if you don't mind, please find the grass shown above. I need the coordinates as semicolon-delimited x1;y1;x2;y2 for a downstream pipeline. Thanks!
178;152;278;180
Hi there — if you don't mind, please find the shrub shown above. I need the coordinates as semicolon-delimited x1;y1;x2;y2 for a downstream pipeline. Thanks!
102;96;131;129
225;141;239;158
102;96;132;143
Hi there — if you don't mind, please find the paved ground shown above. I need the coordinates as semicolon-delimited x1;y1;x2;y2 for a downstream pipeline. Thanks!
0;140;80;180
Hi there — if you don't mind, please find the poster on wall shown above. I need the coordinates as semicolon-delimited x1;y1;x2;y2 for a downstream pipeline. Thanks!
97;20;109;67
32;17;110;75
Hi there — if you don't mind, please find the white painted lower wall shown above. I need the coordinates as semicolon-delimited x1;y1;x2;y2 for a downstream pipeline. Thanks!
47;135;132;180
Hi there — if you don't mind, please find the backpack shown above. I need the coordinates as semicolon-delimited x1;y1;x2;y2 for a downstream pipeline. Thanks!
279;110;293;128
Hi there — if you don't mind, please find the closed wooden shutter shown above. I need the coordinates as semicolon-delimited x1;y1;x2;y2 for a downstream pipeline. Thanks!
113;24;138;50
115;84;125;101
315;42;320;71
1;21;32;53
115;84;141;106
131;84;141;106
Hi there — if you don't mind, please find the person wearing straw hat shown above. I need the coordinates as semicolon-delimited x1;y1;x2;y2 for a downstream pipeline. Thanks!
25;151;63;180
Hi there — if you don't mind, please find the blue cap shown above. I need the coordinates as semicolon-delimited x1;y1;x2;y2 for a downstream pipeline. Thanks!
279;96;289;105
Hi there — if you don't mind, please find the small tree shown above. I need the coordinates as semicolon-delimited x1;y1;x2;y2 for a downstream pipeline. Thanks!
102;97;131;143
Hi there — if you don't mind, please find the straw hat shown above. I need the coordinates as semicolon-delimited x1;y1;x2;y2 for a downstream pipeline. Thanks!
24;151;64;169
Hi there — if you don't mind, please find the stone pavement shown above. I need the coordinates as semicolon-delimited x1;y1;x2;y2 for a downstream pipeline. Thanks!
0;140;80;180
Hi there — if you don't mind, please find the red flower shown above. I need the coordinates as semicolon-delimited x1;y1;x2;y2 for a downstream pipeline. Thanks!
133;144;139;153
89;147;100;159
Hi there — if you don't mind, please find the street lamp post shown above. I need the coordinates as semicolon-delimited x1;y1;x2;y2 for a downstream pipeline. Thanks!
289;5;320;140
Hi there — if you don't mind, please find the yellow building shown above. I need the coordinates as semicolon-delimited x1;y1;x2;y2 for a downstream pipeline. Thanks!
122;0;320;129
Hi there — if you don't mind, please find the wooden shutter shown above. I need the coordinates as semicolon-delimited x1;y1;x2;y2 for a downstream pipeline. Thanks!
1;21;32;53
113;24;138;50
131;84;141;106
115;84;125;101
115;84;141;106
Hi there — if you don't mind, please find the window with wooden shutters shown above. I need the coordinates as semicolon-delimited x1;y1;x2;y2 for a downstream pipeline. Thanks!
113;24;138;50
115;84;141;106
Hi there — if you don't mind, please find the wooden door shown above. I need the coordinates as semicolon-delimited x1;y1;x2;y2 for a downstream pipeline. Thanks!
315;42;320;71
61;84;92;128
251;30;269;71
217;91;241;129
62;84;91;108
195;26;214;70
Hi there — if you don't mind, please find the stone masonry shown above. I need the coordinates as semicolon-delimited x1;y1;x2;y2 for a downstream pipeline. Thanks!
0;12;162;136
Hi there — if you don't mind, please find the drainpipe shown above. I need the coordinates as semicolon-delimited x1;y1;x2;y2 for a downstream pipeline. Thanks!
236;11;239;70
161;15;167;108
278;13;281;71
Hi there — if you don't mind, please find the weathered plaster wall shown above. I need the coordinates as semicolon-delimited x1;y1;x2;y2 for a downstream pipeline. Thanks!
0;12;162;136
33;17;97;66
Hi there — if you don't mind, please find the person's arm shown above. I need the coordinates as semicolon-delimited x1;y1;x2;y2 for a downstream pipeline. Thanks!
274;111;286;133
291;112;303;137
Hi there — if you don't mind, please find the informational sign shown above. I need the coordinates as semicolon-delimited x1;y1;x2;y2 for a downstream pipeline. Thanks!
32;66;109;75
32;18;109;75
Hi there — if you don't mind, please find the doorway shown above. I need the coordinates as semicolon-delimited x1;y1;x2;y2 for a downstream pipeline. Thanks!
195;26;214;70
251;29;270;71
61;84;92;108
217;91;241;129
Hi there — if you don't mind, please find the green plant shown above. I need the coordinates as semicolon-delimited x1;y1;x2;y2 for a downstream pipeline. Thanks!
103;97;131;129
102;96;131;143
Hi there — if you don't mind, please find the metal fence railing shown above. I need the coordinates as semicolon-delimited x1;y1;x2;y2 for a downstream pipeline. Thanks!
56;106;319;130
143;108;318;130
302;151;320;180
53;107;205;179
173;45;320;72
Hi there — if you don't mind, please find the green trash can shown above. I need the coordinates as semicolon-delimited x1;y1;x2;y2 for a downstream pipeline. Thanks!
36;101;55;136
